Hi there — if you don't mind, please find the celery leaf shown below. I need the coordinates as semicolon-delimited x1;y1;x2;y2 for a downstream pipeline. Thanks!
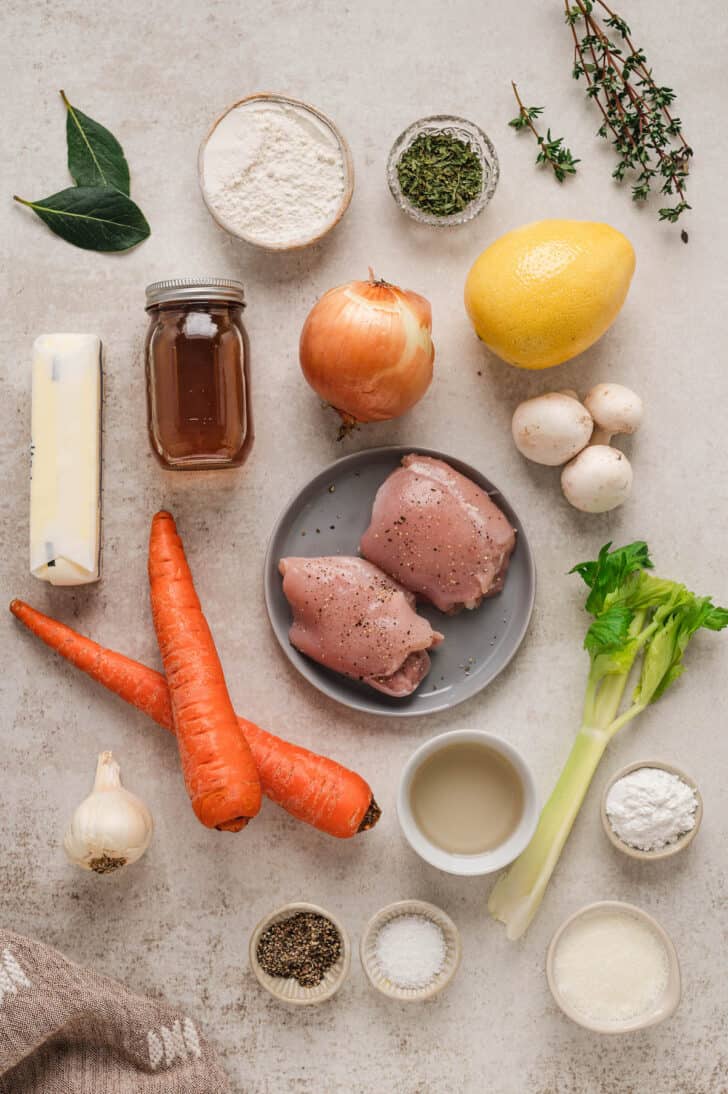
584;604;634;654
570;541;654;615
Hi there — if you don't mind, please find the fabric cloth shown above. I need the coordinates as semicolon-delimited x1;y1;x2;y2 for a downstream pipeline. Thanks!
0;930;231;1093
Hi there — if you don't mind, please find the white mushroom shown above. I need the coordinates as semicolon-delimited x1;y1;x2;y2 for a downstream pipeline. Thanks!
561;445;633;513
512;393;594;467
583;383;643;446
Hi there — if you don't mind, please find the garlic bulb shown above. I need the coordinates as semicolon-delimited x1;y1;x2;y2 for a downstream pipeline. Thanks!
64;751;153;874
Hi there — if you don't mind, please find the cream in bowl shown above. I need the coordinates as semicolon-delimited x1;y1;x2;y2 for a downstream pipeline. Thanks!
199;93;353;251
546;901;681;1033
397;730;539;875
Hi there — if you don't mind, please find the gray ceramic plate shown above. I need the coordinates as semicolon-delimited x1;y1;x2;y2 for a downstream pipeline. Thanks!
263;446;535;717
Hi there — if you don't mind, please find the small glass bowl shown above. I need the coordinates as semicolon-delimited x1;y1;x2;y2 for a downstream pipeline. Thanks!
199;93;354;251
387;115;499;227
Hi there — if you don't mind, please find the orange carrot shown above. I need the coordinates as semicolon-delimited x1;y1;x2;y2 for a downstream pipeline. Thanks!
9;599;379;838
148;511;262;832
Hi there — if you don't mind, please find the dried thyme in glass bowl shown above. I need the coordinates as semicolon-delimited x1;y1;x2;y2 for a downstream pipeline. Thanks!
387;115;499;226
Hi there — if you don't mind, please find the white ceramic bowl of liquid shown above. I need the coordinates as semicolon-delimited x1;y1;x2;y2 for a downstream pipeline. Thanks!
397;729;540;876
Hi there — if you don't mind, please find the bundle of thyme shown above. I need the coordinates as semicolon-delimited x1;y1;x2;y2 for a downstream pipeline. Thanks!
565;0;692;224
509;83;579;182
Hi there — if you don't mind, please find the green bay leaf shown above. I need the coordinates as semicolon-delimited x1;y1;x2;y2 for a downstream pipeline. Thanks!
61;90;131;195
14;186;150;252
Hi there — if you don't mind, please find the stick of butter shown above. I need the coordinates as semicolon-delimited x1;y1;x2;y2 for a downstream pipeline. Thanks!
30;334;102;586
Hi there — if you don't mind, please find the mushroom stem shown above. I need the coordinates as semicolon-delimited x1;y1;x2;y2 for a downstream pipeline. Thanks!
590;426;613;446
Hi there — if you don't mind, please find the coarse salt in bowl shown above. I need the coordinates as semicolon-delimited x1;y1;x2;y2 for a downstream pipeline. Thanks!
198;93;354;251
360;900;461;1001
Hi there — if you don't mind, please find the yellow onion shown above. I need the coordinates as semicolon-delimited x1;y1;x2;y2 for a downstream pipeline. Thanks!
299;271;435;428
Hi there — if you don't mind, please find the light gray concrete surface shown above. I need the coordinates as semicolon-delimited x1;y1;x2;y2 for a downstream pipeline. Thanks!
2;2;726;1091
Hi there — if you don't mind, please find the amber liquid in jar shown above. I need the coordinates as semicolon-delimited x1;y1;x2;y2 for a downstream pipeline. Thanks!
145;288;252;470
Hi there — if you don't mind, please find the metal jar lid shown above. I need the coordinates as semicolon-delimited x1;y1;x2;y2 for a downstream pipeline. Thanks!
145;278;245;307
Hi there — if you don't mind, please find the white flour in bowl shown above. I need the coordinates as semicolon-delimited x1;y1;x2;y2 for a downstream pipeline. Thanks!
202;99;346;247
605;766;698;851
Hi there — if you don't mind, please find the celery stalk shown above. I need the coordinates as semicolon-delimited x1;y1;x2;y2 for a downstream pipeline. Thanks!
489;727;609;940
488;543;727;940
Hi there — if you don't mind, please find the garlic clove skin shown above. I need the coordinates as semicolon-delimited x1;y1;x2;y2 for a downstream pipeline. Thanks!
64;751;153;875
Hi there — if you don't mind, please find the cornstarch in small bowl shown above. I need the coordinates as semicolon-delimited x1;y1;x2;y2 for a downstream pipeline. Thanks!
199;94;353;250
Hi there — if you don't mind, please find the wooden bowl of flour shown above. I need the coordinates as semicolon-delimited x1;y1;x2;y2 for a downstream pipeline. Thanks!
198;92;354;252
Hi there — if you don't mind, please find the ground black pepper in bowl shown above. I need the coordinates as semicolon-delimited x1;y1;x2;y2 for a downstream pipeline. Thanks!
256;911;342;987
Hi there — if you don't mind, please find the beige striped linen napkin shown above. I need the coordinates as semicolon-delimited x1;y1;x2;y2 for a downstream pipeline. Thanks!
0;929;231;1093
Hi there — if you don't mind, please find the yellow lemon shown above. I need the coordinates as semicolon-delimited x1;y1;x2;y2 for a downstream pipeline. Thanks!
464;219;636;369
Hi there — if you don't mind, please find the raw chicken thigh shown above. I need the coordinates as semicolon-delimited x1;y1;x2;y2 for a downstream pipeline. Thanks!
360;454;516;613
279;556;443;697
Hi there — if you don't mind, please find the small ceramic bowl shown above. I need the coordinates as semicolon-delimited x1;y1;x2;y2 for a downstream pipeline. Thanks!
360;900;461;1001
601;760;703;861
198;93;354;251
397;729;540;876
546;901;682;1033
386;114;499;226
249;902;350;1005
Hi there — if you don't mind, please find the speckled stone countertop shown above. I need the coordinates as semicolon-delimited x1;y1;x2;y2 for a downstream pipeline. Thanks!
2;1;727;1091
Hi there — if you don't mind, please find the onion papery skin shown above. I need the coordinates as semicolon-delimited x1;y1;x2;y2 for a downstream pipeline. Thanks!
299;278;435;423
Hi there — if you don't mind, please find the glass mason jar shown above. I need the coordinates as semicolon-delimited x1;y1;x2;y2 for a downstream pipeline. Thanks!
145;278;253;470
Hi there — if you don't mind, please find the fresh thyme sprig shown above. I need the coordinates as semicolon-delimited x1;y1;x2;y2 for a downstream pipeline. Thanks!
509;82;579;183
564;0;692;225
